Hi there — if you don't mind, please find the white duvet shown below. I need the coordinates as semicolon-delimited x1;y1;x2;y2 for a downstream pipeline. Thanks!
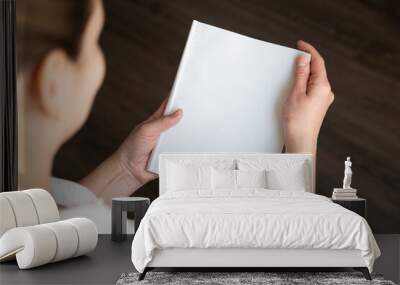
131;190;380;273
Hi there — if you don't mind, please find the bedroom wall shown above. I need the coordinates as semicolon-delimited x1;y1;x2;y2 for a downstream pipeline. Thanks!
52;0;400;233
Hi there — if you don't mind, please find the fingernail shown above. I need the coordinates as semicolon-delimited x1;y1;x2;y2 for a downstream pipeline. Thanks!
173;109;183;117
298;55;309;67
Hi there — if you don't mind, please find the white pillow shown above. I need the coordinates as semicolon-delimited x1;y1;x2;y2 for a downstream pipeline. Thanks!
266;168;307;191
236;169;267;188
212;169;237;190
167;163;212;191
238;159;309;191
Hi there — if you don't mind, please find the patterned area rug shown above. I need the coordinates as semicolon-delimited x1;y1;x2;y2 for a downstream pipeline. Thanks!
116;272;396;285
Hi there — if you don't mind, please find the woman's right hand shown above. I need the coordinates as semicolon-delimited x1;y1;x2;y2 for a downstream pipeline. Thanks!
282;40;334;155
80;98;182;204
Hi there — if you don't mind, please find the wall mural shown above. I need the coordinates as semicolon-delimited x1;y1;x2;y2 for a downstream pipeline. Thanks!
17;0;399;233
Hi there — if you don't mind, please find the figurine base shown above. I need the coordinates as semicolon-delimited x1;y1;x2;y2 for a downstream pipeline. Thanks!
333;188;357;192
332;188;358;200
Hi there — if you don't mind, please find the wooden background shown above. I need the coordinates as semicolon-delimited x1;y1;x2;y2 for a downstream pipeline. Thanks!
53;0;400;233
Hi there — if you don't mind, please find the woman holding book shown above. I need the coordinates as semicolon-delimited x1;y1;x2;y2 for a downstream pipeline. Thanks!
17;0;333;231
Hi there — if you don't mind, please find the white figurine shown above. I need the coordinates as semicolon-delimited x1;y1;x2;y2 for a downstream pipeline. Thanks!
343;157;353;189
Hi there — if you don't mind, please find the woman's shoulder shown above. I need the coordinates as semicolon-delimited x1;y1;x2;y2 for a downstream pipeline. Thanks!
50;177;100;207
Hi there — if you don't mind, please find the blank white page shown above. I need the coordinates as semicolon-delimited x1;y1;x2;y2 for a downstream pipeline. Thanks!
147;20;310;173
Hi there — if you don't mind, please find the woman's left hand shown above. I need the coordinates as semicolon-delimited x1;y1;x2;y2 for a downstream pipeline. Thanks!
283;40;334;155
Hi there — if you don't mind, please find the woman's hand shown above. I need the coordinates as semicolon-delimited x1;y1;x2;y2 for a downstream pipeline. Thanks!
116;99;183;184
283;40;334;155
80;98;182;203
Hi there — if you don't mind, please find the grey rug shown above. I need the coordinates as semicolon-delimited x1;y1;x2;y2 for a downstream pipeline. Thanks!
116;272;396;285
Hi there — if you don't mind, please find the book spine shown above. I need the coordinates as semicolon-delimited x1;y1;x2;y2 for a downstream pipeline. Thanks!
165;20;199;115
146;21;200;173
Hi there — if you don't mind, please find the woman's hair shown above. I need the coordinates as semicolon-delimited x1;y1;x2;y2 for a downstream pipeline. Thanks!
16;0;90;71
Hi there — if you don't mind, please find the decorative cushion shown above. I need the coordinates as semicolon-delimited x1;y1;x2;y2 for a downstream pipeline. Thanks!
238;159;309;191
167;163;212;191
236;169;267;189
266;168;307;191
212;169;237;190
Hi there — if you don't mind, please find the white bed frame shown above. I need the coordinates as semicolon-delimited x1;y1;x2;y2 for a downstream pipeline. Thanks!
148;248;365;268
140;153;370;280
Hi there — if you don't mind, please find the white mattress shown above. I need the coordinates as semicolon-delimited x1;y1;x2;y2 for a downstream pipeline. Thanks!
131;190;380;272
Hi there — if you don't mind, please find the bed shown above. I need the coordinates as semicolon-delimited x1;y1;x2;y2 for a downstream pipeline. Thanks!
131;153;380;280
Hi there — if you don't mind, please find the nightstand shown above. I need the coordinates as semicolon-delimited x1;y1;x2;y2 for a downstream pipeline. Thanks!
111;197;150;242
331;198;367;219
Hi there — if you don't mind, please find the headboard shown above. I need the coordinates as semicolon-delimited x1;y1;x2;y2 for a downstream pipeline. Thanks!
159;153;315;195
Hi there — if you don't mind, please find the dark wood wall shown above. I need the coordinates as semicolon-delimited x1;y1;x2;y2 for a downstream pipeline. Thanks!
53;0;400;233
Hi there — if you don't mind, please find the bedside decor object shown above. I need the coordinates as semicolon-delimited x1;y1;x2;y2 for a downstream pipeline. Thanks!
343;156;353;189
112;197;150;242
0;189;98;269
332;157;358;199
331;198;367;219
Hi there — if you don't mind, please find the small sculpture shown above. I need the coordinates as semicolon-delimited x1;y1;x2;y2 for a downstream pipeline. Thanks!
342;157;353;189
332;156;357;199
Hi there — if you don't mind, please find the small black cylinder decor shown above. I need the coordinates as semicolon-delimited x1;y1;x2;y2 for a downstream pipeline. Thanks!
111;197;150;242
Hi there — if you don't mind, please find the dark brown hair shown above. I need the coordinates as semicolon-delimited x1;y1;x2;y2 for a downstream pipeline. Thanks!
16;0;90;71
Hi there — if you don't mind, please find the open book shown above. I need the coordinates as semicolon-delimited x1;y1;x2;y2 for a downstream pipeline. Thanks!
147;20;310;173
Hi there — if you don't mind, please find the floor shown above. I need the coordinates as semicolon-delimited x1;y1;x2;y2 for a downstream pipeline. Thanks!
0;235;398;285
374;234;400;283
0;235;134;285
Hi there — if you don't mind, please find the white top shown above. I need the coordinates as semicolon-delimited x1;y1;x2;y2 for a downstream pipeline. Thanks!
50;177;135;234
